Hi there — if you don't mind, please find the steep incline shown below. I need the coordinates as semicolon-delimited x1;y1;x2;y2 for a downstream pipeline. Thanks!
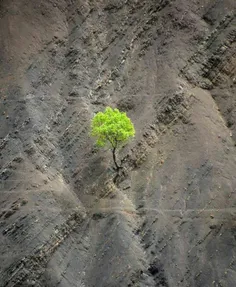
0;1;235;286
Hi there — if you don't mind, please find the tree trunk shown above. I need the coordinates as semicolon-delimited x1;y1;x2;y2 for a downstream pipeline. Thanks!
112;147;120;171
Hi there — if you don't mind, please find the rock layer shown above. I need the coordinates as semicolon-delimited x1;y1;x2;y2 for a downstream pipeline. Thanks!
0;1;236;286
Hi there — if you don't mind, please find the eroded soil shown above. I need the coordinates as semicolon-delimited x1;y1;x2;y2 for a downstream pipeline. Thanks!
0;1;236;286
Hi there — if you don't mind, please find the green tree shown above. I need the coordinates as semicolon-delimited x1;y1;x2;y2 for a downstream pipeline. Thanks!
91;107;135;171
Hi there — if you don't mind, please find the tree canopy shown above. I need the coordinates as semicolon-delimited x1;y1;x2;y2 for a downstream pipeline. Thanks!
91;107;135;170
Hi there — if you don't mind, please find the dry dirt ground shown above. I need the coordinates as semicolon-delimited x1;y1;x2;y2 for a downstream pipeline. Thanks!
0;0;236;286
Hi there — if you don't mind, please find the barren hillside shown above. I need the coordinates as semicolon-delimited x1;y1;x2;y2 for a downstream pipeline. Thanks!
0;0;236;286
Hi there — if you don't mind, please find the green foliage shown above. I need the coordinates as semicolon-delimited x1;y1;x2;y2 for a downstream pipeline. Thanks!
91;107;135;149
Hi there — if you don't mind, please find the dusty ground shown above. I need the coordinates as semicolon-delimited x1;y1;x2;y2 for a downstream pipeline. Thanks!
0;0;236;286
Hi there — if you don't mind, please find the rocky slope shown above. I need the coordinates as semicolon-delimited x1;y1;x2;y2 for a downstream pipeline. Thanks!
0;0;236;286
